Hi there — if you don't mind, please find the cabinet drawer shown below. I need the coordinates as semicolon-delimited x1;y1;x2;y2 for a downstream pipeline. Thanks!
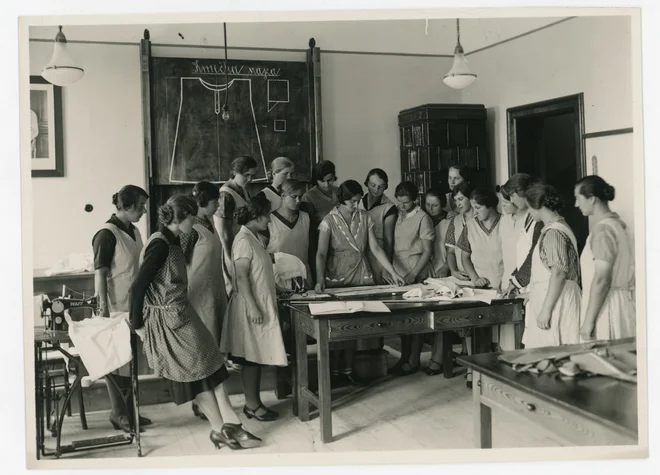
328;314;431;341
479;375;637;446
432;304;520;330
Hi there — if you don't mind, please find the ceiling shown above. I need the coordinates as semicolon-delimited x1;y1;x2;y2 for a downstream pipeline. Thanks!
29;17;570;56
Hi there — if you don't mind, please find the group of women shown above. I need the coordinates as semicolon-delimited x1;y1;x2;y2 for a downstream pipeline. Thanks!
91;155;636;450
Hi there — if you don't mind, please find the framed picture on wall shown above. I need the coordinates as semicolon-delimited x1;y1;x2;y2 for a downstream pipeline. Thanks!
30;76;64;177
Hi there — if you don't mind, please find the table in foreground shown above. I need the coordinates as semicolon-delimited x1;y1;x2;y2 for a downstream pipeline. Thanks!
457;339;638;448
285;296;524;443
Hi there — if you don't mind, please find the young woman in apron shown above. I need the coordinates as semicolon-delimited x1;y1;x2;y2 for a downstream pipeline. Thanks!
179;181;228;421
523;184;581;348
220;196;288;422
444;164;472;218
574;176;635;341
445;182;474;282
214;156;258;297
500;174;544;299
424;189;452;376
92;185;152;433
388;181;435;376
257;156;295;213
315;180;404;387
266;179;312;288
130;195;262;450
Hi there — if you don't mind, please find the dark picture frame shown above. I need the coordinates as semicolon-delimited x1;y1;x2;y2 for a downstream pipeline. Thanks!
30;75;64;177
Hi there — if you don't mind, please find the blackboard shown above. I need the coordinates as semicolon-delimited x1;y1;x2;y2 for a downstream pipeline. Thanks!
151;56;312;185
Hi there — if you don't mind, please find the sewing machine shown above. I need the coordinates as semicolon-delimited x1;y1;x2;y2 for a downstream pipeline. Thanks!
41;286;99;331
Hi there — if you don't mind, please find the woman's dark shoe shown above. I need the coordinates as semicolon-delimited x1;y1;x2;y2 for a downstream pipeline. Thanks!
424;360;444;376
209;429;241;450
392;363;420;377
243;404;280;422
222;423;263;449
192;402;208;421
137;415;152;426
387;360;405;375
344;372;369;387
110;414;144;433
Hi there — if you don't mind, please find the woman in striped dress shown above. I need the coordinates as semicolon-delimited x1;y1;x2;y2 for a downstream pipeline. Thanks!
523;184;581;348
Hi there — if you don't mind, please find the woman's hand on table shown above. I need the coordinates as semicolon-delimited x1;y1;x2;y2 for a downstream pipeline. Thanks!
389;271;405;287
473;277;489;288
315;282;325;294
403;272;417;285
580;321;596;341
451;270;470;281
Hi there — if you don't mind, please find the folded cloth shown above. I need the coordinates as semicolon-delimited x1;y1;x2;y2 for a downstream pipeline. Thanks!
424;278;464;298
65;311;132;382
44;253;94;276
273;252;307;289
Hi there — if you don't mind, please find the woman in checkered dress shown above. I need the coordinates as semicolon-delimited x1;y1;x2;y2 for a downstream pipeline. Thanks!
130;194;261;450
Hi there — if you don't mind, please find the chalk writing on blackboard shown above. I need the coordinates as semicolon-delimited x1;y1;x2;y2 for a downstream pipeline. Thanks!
192;60;282;78
268;79;290;112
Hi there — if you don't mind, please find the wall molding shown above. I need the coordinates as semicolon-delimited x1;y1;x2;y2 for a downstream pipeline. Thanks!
584;127;633;139
28;17;575;59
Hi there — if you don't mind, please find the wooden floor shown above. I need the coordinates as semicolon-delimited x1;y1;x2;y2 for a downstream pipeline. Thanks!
41;351;561;459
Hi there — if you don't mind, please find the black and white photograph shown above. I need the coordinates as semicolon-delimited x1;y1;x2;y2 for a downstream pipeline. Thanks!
9;1;656;473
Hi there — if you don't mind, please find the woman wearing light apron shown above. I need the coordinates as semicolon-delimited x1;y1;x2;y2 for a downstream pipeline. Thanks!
574;176;635;341
266;179;312;288
180;181;228;420
315;180;404;387
221;196;288;422
257;156;295;213
214;156;258;297
523;184;581;348
131;195;262;450
388;181;435;376
445;182;474;282
92;185;152;433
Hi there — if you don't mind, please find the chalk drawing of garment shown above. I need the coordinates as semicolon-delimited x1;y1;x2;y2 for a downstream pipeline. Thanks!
169;77;266;183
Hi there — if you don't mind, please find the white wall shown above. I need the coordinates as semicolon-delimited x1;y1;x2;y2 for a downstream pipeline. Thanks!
29;42;146;270
461;15;635;228
29;39;456;268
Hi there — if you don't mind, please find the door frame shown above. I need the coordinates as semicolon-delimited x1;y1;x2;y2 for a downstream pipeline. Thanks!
506;93;586;179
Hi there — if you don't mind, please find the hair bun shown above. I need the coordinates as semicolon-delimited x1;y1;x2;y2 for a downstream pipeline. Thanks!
544;194;564;212
233;206;251;225
158;203;174;225
604;185;616;201
111;193;119;206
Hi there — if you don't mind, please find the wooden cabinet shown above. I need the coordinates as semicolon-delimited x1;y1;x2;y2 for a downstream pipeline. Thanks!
398;104;491;198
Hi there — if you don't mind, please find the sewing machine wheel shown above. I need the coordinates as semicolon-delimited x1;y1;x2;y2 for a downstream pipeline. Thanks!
52;300;65;314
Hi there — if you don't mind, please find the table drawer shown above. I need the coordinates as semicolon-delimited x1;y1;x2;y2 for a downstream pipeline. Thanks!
432;304;519;329
479;374;637;446
328;314;431;341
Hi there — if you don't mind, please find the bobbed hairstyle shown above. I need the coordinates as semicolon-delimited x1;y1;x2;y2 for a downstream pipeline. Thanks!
158;194;198;226
394;181;419;201
112;185;149;211
234;195;272;226
280;179;306;197
575;175;616;202
230;156;258;178
453;181;475;199
191;181;220;208
269;156;294;177
448;163;473;183
501;173;542;200
311;160;337;184
337;179;363;203
470;187;499;209
525;183;564;212
425;188;448;208
364;168;389;187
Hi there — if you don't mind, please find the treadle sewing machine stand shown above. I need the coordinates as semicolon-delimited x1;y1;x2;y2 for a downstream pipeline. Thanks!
35;288;142;459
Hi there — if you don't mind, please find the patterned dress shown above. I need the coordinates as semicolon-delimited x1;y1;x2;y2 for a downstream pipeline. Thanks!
359;193;397;285
130;227;228;405
393;206;435;281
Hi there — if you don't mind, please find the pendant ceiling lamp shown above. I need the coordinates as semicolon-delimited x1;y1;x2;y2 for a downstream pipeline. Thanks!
443;19;477;90
42;26;85;86
221;22;231;121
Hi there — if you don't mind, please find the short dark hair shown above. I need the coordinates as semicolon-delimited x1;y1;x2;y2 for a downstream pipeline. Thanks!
425;188;447;208
364;168;389;187
575;175;616;202
525;183;564;212
158;194;198;226
230;156;258;177
234;195;272;225
501;173;542;199
394;181;419;201
337;180;363;203
191;181;220;208
311;160;337;184
470;187;499;209
112;185;149;211
449;164;472;183
453;181;474;199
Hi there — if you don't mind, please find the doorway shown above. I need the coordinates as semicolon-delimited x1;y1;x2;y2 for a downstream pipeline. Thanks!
507;93;588;253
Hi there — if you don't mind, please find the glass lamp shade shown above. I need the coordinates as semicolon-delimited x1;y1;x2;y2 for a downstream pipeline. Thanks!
443;45;477;90
41;30;84;86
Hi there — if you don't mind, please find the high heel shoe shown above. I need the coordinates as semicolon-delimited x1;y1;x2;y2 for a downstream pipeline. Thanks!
110;414;145;433
243;404;279;422
222;423;263;449
192;402;208;421
209;429;241;450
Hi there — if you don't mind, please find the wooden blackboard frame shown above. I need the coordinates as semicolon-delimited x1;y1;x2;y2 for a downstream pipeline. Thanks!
138;30;323;231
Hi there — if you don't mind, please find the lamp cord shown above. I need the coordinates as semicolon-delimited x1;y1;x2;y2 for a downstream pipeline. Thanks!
456;18;461;46
223;23;229;110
